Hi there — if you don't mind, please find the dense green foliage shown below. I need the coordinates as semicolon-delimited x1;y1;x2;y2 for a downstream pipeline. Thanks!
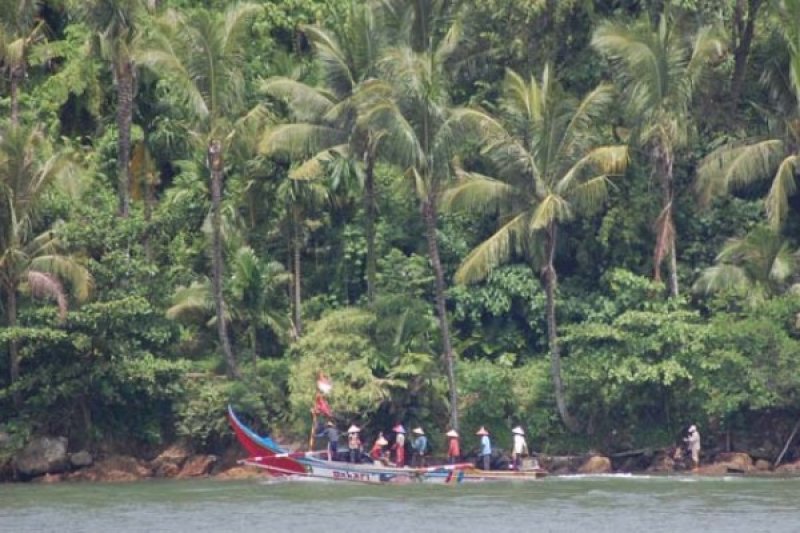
2;0;800;459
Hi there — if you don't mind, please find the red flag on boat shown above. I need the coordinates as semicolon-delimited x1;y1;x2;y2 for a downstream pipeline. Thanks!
317;372;332;395
314;392;333;417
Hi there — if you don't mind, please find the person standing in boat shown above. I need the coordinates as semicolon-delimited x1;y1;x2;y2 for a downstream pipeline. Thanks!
347;425;362;463
392;424;407;467
370;433;389;464
511;426;529;470
446;429;460;464
316;420;340;460
411;427;428;467
477;427;491;470
684;424;701;471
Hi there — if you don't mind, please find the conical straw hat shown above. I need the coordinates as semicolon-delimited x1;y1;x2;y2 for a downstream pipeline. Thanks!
512;426;524;435
446;430;459;438
476;426;489;436
347;425;360;433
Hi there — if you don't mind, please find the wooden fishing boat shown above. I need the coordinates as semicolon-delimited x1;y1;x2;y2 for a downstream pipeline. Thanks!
227;406;547;484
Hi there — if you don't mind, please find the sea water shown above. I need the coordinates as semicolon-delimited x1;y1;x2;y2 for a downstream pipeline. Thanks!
1;474;798;532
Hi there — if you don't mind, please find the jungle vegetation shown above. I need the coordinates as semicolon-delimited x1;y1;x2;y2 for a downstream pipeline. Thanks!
2;0;800;459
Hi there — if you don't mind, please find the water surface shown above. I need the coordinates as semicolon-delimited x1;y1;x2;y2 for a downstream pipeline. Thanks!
1;474;798;532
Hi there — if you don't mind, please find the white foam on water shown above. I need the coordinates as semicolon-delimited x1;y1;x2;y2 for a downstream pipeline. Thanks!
555;473;652;480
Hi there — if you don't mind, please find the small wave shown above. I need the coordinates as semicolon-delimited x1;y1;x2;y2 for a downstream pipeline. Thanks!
556;473;649;480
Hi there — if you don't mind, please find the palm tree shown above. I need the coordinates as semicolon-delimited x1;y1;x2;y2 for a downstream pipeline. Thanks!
137;3;263;379
441;68;628;432
167;246;291;364
693;225;798;306
355;1;472;430
592;15;724;297
261;0;386;303
72;0;150;217
275;176;328;338
696;0;800;230
0;0;45;125
0;123;92;389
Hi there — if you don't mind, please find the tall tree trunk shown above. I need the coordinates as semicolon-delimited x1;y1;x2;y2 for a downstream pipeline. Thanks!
543;224;579;433
292;206;303;337
421;196;459;431
662;149;679;299
250;326;259;367
6;287;20;402
207;140;240;379
114;58;135;218
364;151;377;304
10;65;22;126
730;0;762;110
653;142;680;298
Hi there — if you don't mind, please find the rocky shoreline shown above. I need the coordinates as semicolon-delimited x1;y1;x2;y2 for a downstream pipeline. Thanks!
4;435;800;483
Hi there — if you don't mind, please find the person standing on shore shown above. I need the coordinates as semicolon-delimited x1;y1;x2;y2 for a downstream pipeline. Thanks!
392;424;406;467
446;429;460;464
684;424;701;471
411;427;427;467
477;427;491;470
347;425;362;463
511;426;528;470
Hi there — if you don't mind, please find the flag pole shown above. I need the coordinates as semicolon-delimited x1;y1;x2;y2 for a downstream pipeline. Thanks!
309;405;317;451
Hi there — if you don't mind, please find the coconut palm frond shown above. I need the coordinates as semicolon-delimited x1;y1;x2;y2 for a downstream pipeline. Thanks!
25;270;67;320
433;16;462;65
221;3;262;58
303;24;356;97
766;155;800;229
288;145;350;180
560;83;616;153
591;20;665;111
261;77;337;121
695;139;785;205
23;228;60;258
259;124;347;158
557;145;628;194
531;194;572;230
454;212;529;285
770;243;795;284
687;26;726;83
136;48;209;119
692;264;749;295
358;99;423;169
502;67;543;123
166;280;213;321
436;107;506;156
28;254;92;301
441;172;517;214
568;175;615;214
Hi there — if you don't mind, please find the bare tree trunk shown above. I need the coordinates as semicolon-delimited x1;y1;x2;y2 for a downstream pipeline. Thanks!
730;0;762;110
207;140;240;379
5;286;22;408
662;150;679;299
292;206;303;337
10;65;22;126
543;224;579;433
250;326;258;367
422;196;459;431
364;151;377;304
653;142;679;298
114;59;134;218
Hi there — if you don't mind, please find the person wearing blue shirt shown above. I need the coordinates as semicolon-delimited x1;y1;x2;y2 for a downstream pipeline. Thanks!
411;427;428;467
316;420;339;460
476;426;491;470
